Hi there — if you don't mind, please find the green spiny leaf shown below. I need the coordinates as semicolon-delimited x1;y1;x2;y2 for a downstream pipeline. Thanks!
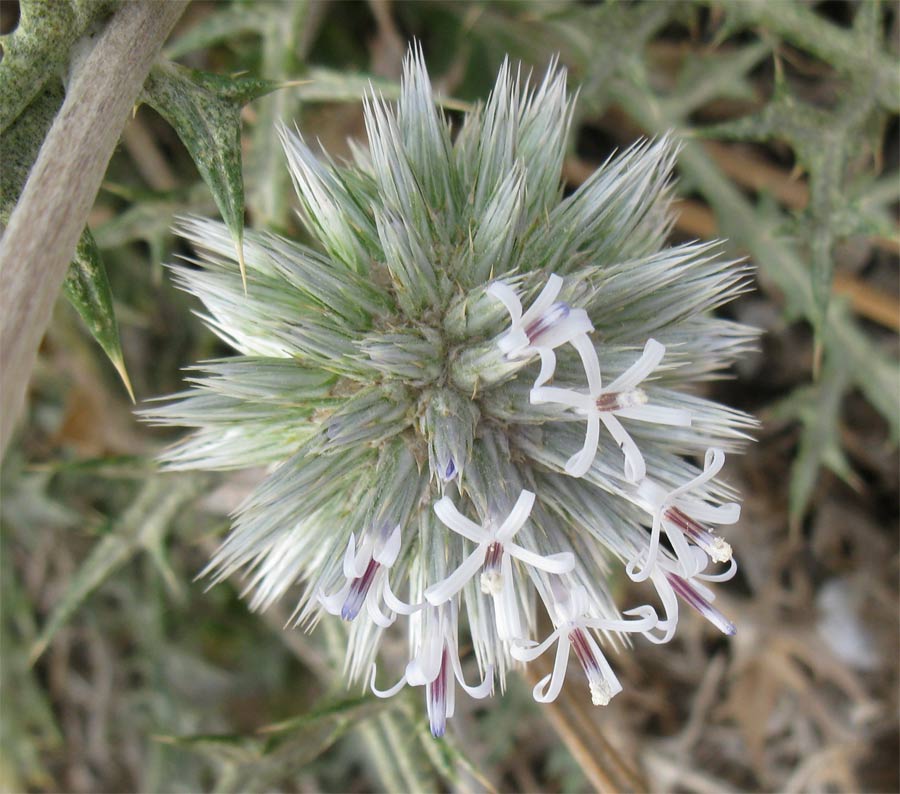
162;3;269;60
0;81;132;397
64;229;134;400
0;539;62;790
769;361;861;532
142;61;283;291
28;473;210;664
0;0;117;133
247;1;309;231
157;693;391;791
719;0;899;111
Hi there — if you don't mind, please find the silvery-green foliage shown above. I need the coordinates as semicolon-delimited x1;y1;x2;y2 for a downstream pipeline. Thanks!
146;46;756;737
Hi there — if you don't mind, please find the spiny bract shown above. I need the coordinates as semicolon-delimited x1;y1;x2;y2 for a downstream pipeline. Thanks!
146;45;757;738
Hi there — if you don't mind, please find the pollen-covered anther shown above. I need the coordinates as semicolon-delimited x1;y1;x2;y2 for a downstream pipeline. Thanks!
480;543;505;595
568;627;614;706
664;506;734;564
595;388;648;412
710;536;733;564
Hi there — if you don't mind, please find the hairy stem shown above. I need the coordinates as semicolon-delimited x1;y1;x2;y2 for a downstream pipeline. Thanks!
0;0;188;458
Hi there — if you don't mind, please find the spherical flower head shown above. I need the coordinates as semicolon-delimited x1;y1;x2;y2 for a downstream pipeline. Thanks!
144;44;757;737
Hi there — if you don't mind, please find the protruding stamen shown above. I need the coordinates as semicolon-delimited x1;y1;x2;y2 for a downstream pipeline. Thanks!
568;628;612;706
595;388;648;412
524;302;570;345
342;558;380;620
427;649;450;738
666;573;735;635
665;507;733;563
480;542;504;595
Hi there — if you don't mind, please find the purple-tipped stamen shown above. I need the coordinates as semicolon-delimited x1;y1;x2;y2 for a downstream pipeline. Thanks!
480;541;504;595
667;572;736;635
427;649;450;738
568;628;613;705
524;302;570;345
341;558;380;620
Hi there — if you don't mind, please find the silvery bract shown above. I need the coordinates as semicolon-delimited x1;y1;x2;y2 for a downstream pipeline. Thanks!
146;46;756;738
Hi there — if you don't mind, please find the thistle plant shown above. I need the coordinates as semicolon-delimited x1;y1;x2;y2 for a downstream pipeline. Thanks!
146;46;756;738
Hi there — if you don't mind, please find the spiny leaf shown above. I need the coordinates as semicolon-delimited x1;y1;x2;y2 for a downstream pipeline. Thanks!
162;3;269;60
289;66;471;111
697;84;878;333
0;0;118;133
156;693;391;789
64;229;134;400
769;360;861;532
93;181;217;275
719;0;900;111
28;473;210;663
142;61;283;291
0;81;133;397
0;540;62;790
247;1;310;231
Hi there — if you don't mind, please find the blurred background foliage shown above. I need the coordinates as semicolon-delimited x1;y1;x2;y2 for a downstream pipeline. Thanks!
1;1;897;792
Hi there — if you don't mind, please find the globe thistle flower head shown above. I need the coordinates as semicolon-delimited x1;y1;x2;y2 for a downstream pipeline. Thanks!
146;44;757;737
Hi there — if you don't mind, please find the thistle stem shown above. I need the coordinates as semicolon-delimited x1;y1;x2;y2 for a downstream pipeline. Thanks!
0;0;188;458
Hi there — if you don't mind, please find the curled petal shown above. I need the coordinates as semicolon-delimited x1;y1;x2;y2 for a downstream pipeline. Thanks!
318;580;352;615
505;543;575;574
533;635;571;703
697;556;738;583
375;524;402;566
626;507;664;583
510;626;562;662
600;413;645;482
530;385;593;411
605;338;666;393
370;665;407;698
449;650;494;699
408;626;445;685
495;489;536;542
681;499;741;526
572;332;602;394
519;273;564;327
583;604;659;633
534;347;557;388
669;447;726;501
565;414;601;478
434;498;489;543
643;570;680;645
615;404;692;426
424;545;488;605
366;593;396;628
382;576;422;614
487;281;523;324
